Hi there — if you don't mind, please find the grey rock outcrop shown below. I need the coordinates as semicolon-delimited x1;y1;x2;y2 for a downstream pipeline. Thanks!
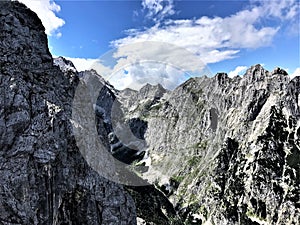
118;83;168;117
0;2;136;224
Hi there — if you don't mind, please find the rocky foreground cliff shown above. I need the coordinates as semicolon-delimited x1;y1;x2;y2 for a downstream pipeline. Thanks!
0;2;136;224
0;2;299;225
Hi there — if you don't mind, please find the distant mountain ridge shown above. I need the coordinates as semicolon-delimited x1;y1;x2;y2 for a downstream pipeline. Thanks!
82;62;299;224
55;47;299;225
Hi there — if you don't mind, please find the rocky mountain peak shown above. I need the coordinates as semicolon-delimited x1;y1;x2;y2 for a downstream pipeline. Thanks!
271;67;288;76
243;64;270;82
139;82;167;100
0;2;136;224
215;72;230;85
244;64;289;78
0;1;52;67
53;56;77;73
121;87;138;95
246;63;265;73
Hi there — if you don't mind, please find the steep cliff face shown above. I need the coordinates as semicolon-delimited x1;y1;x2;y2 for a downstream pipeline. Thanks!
0;2;136;224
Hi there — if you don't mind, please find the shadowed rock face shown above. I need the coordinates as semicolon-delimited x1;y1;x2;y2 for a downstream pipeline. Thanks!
0;2;136;224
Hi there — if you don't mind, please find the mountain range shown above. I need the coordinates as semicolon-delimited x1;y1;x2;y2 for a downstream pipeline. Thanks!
0;2;299;225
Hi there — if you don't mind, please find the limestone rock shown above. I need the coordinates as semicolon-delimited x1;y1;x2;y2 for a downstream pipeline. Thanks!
0;2;136;224
97;64;299;224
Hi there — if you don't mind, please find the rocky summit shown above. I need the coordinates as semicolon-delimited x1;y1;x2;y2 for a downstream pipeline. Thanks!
0;1;299;225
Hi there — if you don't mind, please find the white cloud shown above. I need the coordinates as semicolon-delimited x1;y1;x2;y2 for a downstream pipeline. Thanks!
142;0;175;22
112;41;208;73
109;41;212;89
64;57;97;72
63;0;299;91
290;67;300;79
63;41;212;90
56;32;62;38
108;61;187;90
63;57;113;76
112;0;298;65
112;10;276;65
74;0;298;90
251;0;299;20
105;0;299;90
228;66;248;78
17;0;65;36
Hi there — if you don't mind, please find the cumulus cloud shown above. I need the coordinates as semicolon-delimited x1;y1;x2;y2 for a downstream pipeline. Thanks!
81;0;297;90
228;66;248;78
108;41;212;90
108;62;188;90
251;0;299;20
64;57;98;72
142;0;175;22
17;0;65;36
112;42;208;73
102;0;299;90
65;42;212;90
112;10;278;64
112;0;298;65
290;67;300;79
64;57;113;76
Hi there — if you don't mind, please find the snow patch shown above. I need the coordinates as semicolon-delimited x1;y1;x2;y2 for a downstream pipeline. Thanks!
249;94;278;142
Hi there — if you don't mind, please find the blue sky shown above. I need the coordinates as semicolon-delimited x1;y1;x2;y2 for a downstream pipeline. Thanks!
48;0;249;57
19;0;300;90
